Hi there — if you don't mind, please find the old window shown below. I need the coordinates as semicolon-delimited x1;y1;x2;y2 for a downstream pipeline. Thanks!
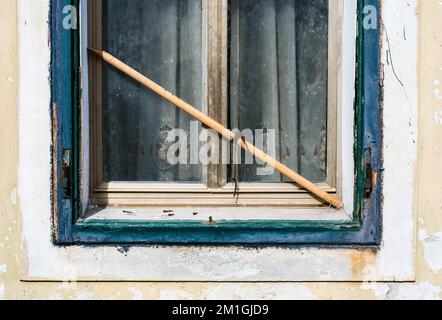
51;0;382;245
87;0;341;208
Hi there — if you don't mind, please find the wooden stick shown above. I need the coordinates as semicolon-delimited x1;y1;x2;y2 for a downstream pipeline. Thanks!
89;48;344;208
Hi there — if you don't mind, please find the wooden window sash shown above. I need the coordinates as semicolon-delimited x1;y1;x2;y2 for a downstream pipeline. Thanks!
87;0;342;208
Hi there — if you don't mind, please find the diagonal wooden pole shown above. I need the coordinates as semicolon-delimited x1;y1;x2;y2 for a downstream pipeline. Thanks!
89;48;344;208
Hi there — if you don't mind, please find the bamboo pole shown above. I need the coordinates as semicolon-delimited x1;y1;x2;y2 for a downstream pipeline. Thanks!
89;48;344;208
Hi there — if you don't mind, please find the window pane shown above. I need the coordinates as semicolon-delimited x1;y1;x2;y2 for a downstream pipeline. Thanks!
229;0;328;183
102;0;203;182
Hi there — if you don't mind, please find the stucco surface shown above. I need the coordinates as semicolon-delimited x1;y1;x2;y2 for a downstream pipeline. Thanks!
0;0;442;299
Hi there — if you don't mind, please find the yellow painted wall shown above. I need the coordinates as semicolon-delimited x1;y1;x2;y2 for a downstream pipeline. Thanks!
0;0;441;299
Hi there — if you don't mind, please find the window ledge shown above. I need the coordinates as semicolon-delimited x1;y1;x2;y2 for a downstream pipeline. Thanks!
84;207;352;223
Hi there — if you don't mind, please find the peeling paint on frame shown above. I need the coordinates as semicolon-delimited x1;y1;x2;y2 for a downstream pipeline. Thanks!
56;0;380;245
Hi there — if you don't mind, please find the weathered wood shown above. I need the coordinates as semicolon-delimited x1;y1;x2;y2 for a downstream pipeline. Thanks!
89;48;344;208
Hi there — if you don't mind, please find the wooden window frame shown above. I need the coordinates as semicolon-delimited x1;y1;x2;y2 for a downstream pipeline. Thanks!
87;0;342;208
50;0;382;246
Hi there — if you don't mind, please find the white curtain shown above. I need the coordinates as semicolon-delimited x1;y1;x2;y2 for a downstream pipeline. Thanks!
230;0;328;183
101;0;329;184
102;0;203;182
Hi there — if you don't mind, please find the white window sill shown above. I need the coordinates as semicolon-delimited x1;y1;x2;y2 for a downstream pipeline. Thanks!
84;207;352;223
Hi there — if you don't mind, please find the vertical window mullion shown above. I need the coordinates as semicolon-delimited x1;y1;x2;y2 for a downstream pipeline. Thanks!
88;0;103;193
206;0;228;189
229;0;240;188
326;0;341;192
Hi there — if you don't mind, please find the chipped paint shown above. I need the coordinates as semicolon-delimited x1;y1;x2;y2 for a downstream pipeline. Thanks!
361;282;391;299
204;284;316;300
128;288;143;300
386;283;442;300
350;250;377;278
434;109;442;126
362;282;442;300
419;229;442;273
9;188;17;206
159;289;195;300
434;79;442;100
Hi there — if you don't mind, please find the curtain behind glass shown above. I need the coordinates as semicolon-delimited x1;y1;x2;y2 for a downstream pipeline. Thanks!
102;0;203;182
230;0;328;183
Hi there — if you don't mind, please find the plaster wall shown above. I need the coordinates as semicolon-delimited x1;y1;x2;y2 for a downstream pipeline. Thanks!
0;0;441;299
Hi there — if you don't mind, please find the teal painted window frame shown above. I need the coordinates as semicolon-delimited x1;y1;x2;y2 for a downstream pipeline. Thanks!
51;0;382;246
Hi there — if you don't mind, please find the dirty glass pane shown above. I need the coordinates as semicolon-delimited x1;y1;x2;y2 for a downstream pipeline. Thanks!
102;0;203;182
229;0;328;183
